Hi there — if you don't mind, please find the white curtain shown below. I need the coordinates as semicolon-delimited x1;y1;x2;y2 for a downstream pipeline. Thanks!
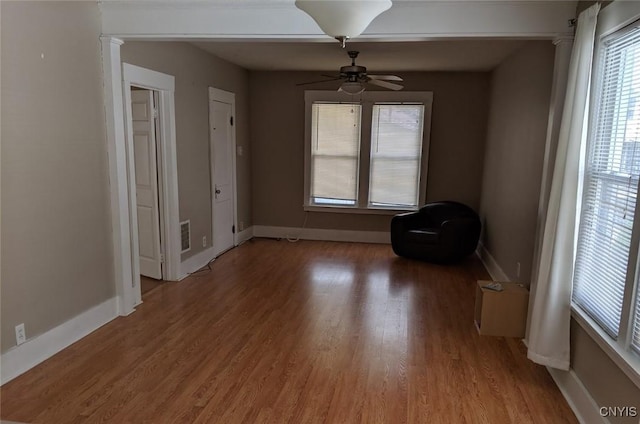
527;3;600;370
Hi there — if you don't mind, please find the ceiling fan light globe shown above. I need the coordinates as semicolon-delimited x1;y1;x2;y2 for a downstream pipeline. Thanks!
339;82;365;95
295;0;392;39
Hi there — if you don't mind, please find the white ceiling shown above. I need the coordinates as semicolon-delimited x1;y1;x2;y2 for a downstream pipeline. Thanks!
192;39;528;72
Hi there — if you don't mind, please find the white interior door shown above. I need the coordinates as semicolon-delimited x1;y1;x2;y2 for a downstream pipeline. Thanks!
210;99;235;257
132;89;163;279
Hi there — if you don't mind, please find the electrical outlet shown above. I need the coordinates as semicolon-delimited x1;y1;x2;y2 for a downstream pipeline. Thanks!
15;323;26;345
202;236;207;247
516;262;521;278
239;221;244;231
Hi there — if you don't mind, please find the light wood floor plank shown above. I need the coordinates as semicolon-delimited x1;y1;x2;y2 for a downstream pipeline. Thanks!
0;239;577;423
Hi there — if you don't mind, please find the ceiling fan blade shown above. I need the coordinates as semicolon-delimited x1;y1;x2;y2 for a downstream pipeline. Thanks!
367;79;404;91
296;77;341;86
368;74;403;81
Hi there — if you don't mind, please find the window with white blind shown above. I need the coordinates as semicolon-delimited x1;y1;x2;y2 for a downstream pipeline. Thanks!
304;91;433;212
369;104;425;208
572;23;640;364
310;103;361;206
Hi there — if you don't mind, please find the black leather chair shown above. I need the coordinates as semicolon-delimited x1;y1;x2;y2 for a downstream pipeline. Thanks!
391;201;481;263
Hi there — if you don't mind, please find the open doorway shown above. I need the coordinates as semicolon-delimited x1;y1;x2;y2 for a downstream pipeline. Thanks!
121;63;181;308
131;88;165;297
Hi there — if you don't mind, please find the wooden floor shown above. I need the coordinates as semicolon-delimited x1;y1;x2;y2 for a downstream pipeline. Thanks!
0;239;577;424
140;275;163;297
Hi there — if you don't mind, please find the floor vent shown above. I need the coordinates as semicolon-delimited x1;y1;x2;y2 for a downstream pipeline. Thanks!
180;220;191;253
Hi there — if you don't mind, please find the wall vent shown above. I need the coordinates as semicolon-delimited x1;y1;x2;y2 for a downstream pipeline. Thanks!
180;220;191;253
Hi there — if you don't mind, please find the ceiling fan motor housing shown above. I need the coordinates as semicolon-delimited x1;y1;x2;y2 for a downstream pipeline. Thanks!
297;50;403;91
340;65;367;81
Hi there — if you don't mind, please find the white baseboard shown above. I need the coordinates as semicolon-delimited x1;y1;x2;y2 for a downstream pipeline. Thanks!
252;225;390;244
179;246;216;280
236;226;253;245
0;297;118;385
547;367;608;424
476;242;509;281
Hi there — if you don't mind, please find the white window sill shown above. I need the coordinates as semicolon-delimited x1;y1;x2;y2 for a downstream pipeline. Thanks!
571;305;640;389
303;205;417;216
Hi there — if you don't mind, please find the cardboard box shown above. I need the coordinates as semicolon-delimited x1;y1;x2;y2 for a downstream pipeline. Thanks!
474;280;529;337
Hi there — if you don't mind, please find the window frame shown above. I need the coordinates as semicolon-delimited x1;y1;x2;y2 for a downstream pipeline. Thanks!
303;90;433;214
570;17;640;388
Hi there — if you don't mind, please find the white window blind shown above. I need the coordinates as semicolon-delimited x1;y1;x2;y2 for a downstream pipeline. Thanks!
624;27;640;355
573;26;640;342
310;103;361;206
369;104;425;208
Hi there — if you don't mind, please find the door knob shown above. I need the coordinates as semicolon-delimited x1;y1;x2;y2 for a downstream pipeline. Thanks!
215;188;221;194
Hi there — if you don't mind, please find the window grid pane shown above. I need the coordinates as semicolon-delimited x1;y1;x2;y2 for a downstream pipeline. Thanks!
369;104;424;208
573;26;640;345
310;103;361;205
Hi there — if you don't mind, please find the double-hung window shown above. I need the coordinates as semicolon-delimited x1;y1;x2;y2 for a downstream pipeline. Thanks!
572;22;640;372
304;91;433;213
309;103;361;206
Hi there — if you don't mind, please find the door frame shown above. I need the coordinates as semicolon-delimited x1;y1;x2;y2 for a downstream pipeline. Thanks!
123;64;180;307
208;87;239;249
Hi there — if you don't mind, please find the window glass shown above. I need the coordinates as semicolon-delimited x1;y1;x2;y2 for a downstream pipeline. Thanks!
369;104;424;208
573;26;640;342
310;103;361;206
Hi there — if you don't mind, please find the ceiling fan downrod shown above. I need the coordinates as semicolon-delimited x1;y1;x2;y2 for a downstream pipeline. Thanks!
335;36;349;48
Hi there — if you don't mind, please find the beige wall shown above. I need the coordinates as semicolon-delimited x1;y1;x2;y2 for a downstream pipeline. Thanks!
479;41;555;283
250;71;490;231
1;1;114;352
121;42;252;260
571;321;640;423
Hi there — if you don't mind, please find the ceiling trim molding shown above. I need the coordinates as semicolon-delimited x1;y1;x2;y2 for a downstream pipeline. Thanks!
99;0;576;40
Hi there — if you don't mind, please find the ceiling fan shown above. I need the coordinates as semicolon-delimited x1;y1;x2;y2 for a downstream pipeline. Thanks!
298;50;404;94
